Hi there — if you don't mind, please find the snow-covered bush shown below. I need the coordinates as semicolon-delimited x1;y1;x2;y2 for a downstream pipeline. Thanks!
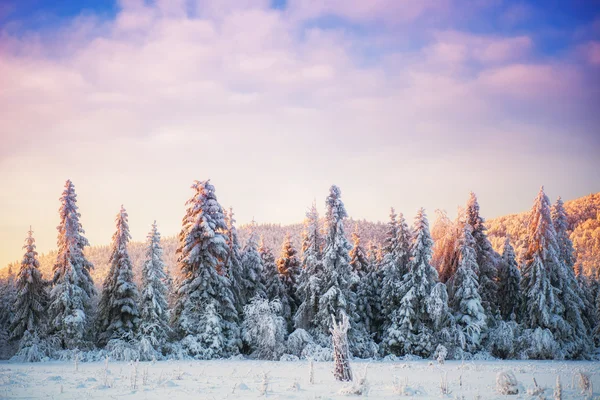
10;331;50;362
434;345;448;364
519;328;558;360
496;370;519;395
488;320;519;359
242;297;286;360
286;328;314;357
301;343;332;361
105;339;141;362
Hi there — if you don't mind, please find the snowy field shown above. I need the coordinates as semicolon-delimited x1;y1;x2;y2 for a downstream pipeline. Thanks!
1;359;598;399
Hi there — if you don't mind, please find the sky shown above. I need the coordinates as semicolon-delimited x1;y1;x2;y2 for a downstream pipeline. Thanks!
0;0;599;267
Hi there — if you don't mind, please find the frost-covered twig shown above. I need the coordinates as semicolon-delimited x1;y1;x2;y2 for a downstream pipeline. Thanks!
260;371;269;396
330;313;352;382
440;372;450;395
554;375;562;400
308;359;314;384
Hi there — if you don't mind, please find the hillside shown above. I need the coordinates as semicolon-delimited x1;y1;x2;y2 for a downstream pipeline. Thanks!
2;193;599;285
486;192;600;275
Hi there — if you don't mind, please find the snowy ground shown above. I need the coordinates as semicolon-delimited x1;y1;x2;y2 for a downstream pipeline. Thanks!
0;359;598;399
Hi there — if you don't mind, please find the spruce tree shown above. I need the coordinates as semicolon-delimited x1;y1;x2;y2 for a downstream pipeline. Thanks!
48;180;96;349
295;202;324;331
276;233;301;321
349;225;377;351
497;237;521;321
449;224;487;353
261;237;292;327
138;221;170;357
349;223;369;277
383;208;447;357
551;197;591;356
314;186;355;335
466;192;500;325
10;228;48;344
520;187;573;358
224;207;246;314
240;221;267;302
171;180;240;359
380;211;411;337
97;206;140;346
0;265;17;358
314;186;374;356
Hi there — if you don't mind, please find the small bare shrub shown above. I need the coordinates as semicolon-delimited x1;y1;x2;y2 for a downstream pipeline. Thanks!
440;373;451;395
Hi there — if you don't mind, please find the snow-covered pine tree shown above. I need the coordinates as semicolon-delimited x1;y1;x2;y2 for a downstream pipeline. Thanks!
48;180;96;349
97;206;140;346
551;197;591;356
315;186;374;356
0;265;17;358
380;211;411;338
520;187;574;358
349;223;369;277
224;207;246;315
497;237;521;322
138;221;170;358
375;208;398;341
466;193;500;326
383;208;447;357
295;202;324;331
260;237;292;327
240;220;267;302
314;186;355;336
171;180;240;359
449;223;487;353
349;224;375;338
575;264;597;338
276;233;301;323
9;227;48;358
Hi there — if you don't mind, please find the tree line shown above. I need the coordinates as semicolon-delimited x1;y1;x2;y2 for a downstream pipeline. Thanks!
0;180;598;361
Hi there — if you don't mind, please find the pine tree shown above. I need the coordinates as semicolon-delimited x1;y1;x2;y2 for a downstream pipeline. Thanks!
295;202;324;331
349;225;377;353
383;208;447;357
520;187;573;358
466;193;500;325
575;264;597;338
224;207;246;314
380;211;411;337
314;186;355;335
97;206;140;346
315;186;374;356
240;221;267;302
276;233;301;322
10;228;48;344
349;223;369;277
171;180;240;359
498;238;521;321
261;237;293;327
449;224;487;353
0;265;17;358
551;197;591;356
138;221;170;357
48;180;96;349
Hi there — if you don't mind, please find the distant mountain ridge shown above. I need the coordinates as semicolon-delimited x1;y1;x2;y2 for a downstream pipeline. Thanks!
2;192;599;285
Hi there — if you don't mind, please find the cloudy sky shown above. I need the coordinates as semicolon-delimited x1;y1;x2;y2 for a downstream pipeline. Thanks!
0;0;599;267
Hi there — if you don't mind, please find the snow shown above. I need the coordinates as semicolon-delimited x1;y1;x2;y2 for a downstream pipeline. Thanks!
1;359;598;399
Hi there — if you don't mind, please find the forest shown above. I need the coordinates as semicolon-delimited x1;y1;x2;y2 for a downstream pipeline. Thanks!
0;180;598;363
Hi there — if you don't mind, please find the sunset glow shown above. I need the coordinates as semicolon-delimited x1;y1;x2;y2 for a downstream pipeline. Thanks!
0;0;598;268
